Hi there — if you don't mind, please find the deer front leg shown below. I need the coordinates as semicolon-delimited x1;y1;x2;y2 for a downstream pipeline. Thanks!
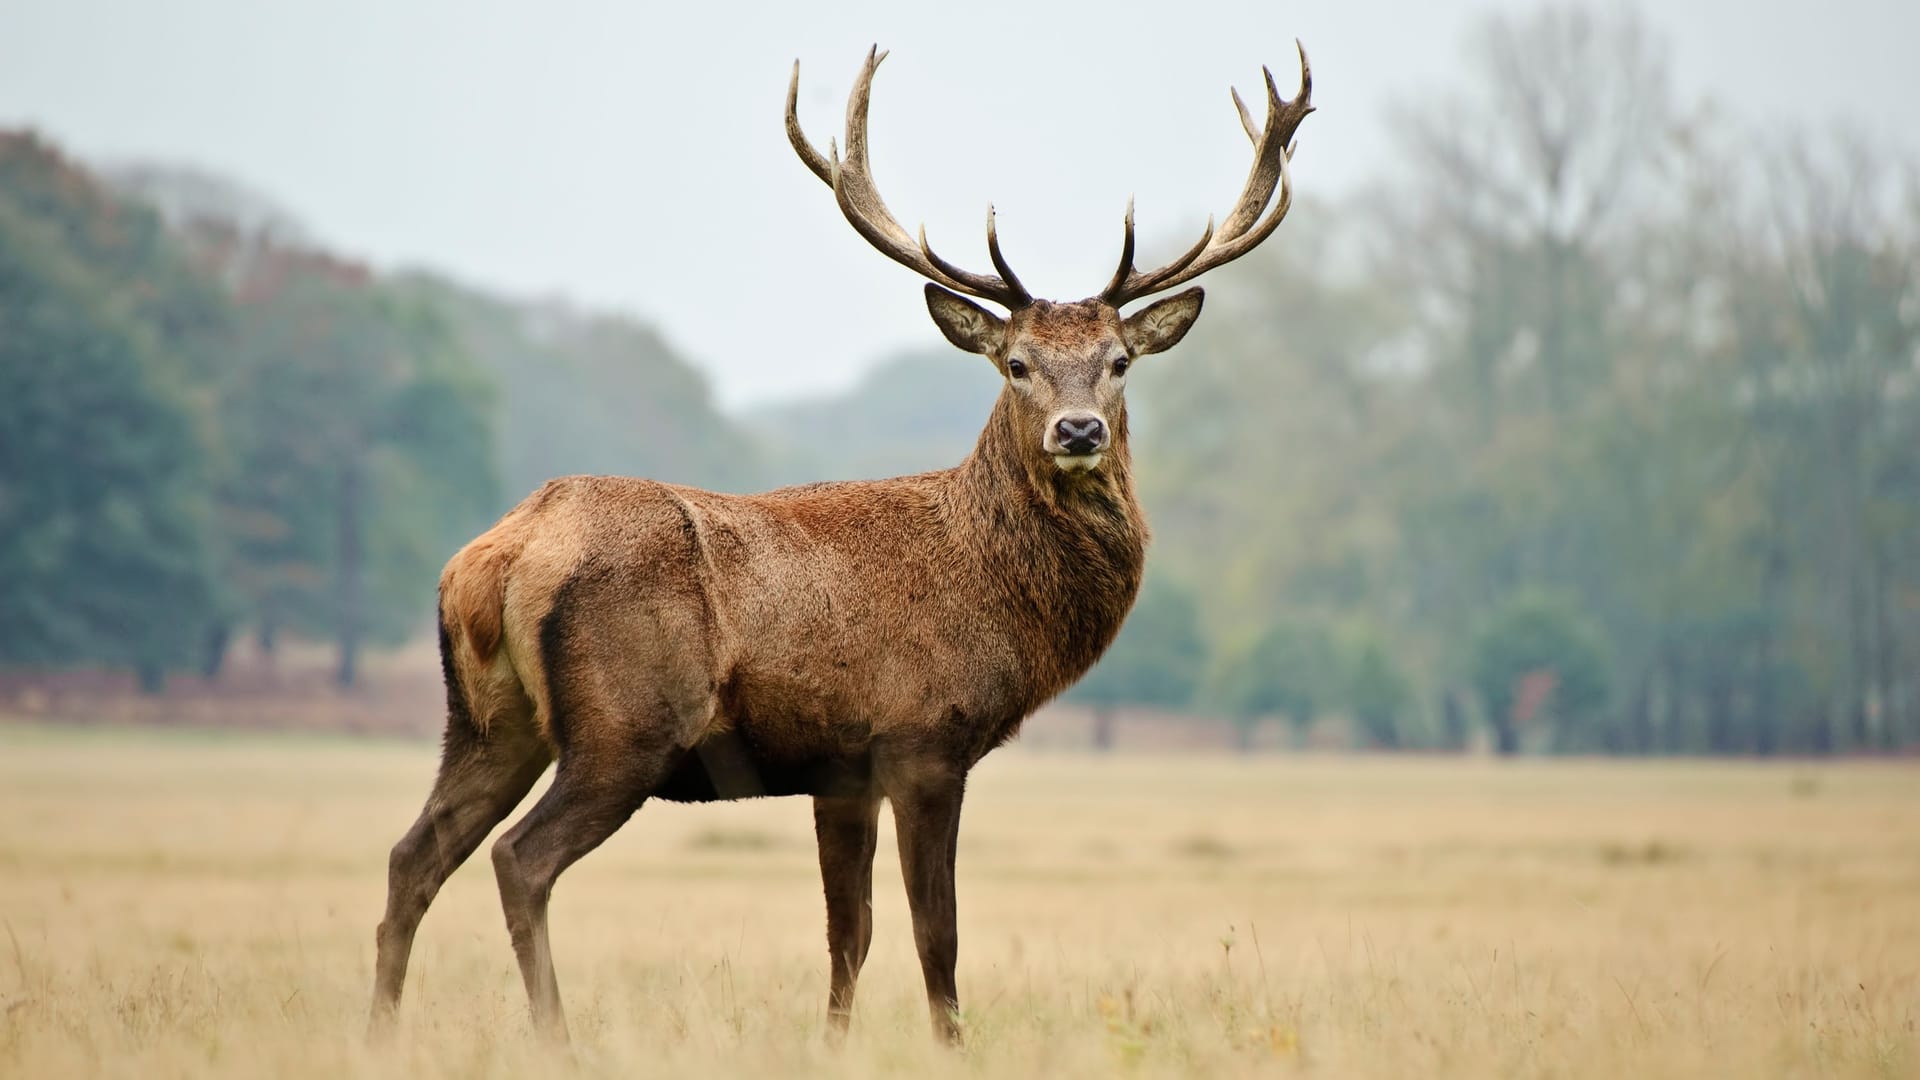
814;794;881;1037
887;766;966;1045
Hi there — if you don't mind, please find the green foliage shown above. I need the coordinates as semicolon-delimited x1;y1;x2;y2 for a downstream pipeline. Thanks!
1341;630;1413;749
0;130;765;686
1469;593;1613;754
0;134;502;685
398;276;762;501
0;174;220;677
1211;620;1339;747
1111;6;1920;755
198;244;499;682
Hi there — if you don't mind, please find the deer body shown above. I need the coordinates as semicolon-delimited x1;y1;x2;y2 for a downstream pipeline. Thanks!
456;391;1144;802
369;46;1312;1045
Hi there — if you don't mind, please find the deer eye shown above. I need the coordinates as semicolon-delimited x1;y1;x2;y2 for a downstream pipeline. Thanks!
1007;358;1028;379
1111;356;1130;377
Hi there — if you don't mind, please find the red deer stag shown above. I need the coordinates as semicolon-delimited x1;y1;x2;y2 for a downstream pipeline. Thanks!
368;43;1313;1045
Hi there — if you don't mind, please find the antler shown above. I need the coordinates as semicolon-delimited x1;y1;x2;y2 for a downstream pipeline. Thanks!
1099;41;1315;307
788;47;1033;310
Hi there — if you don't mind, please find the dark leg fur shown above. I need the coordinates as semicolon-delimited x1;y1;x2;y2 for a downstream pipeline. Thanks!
490;748;678;1042
888;765;967;1045
814;794;882;1036
369;718;551;1035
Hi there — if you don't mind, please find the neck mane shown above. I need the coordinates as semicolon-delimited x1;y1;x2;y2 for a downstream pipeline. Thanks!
939;389;1148;704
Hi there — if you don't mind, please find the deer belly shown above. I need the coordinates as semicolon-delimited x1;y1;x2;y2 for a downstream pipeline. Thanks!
654;729;873;802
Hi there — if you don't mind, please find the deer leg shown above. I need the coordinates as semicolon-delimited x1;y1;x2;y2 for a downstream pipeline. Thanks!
490;750;668;1043
369;718;551;1036
888;767;966;1045
813;793;881;1037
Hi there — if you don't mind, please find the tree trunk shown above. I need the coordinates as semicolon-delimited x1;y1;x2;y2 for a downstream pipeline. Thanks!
1364;711;1400;750
1090;704;1116;753
335;461;365;689
1809;701;1834;756
1873;544;1897;752
1705;659;1736;755
1542;233;1571;415
1613;673;1648;755
1441;692;1469;752
1489;703;1519;756
1637;651;1670;754
1752;538;1787;757
1287;710;1312;750
200;623;231;681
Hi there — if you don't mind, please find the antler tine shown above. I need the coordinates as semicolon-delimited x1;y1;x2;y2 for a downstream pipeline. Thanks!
785;61;832;186
1216;64;1288;242
1102;40;1315;307
985;206;1032;306
1099;200;1222;306
919;208;1034;307
1099;197;1137;301
788;47;1032;309
1231;87;1259;145
831;47;920;257
1296;37;1313;112
1109;216;1218;303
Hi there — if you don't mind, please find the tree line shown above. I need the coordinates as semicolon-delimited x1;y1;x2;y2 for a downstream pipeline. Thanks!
3;5;1916;755
0;138;748;688
1099;5;1920;753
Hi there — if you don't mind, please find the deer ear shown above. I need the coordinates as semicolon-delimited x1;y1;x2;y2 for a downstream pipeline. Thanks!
925;284;1006;356
1122;287;1205;356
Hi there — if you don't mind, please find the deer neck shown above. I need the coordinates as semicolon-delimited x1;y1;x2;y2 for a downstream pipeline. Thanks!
943;390;1148;699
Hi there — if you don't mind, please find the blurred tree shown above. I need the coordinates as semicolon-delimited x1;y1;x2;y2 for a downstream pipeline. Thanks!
0;136;504;689
1066;572;1206;750
1765;133;1919;753
1341;629;1414;749
1212;620;1339;751
1380;3;1672;424
1135;201;1410;650
0;191;220;686
396;275;764;503
1469;592;1611;754
209;244;497;685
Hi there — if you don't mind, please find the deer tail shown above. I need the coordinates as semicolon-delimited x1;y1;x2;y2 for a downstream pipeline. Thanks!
436;533;515;736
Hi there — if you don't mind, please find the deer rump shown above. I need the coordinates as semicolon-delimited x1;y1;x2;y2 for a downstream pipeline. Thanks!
439;474;1058;804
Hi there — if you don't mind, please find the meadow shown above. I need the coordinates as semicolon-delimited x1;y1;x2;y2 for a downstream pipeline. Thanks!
0;724;1915;1078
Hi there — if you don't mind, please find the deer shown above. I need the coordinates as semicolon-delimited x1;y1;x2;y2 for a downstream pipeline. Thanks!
367;43;1313;1046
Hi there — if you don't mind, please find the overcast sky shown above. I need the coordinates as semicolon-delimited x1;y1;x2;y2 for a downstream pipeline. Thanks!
3;0;1914;407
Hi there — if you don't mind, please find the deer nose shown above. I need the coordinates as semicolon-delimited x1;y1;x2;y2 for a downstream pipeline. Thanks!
1054;414;1107;456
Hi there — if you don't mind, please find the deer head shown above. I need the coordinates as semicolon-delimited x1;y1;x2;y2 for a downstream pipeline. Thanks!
787;45;1314;476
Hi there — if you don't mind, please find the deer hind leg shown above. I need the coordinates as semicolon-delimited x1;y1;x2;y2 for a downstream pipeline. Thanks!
489;733;682;1043
489;637;703;1039
489;550;716;1041
369;694;551;1035
814;794;882;1037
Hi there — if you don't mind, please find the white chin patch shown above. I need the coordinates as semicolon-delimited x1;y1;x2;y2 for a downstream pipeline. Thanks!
1053;453;1104;473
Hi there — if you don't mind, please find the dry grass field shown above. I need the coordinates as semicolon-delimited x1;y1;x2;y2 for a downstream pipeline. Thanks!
0;724;1915;1078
